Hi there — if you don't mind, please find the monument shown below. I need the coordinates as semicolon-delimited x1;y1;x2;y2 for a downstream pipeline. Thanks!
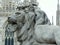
6;0;60;45
56;0;60;25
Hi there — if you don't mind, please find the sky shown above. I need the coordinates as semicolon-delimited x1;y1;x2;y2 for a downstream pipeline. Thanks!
37;0;57;25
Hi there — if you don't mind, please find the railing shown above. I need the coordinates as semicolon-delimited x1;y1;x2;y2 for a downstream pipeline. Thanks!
5;31;14;45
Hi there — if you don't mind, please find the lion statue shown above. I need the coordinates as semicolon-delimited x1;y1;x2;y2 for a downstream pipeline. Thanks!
5;0;60;45
34;25;60;45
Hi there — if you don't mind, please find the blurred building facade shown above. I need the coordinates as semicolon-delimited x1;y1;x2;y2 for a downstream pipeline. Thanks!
0;0;17;17
0;0;19;45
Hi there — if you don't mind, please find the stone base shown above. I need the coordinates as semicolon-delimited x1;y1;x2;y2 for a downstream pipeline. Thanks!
39;44;56;45
31;42;56;45
33;43;56;45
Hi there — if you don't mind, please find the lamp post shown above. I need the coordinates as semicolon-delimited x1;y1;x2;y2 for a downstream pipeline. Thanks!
56;0;60;25
57;0;59;10
52;16;53;25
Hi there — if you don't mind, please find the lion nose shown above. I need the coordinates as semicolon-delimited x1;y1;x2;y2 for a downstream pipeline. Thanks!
8;17;17;24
